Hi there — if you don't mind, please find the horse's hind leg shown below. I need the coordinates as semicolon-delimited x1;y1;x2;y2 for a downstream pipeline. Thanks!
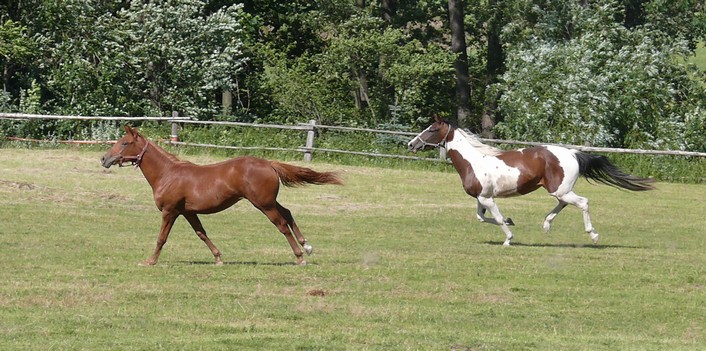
184;213;223;265
477;196;514;246
260;205;307;265
543;200;568;233
557;191;599;244
277;202;312;255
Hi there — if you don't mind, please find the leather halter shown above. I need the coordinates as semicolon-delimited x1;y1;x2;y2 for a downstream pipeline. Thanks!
417;124;452;149
119;138;149;168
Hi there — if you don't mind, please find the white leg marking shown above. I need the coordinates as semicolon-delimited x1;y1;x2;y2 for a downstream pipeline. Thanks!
543;200;568;233
557;191;599;243
590;232;600;244
477;196;514;246
303;240;313;256
476;199;497;224
477;199;514;225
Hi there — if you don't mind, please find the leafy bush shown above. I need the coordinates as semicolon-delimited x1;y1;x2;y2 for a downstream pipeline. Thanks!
261;14;455;128
494;0;706;152
30;0;248;118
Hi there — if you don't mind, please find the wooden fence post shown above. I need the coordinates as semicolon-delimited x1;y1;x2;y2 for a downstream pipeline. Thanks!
171;111;179;142
304;119;316;162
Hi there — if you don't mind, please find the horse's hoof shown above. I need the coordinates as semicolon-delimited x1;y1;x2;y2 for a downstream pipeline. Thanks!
505;218;515;226
502;240;511;247
139;260;156;266
590;233;599;244
543;222;551;233
215;260;224;266
304;243;313;256
297;259;308;266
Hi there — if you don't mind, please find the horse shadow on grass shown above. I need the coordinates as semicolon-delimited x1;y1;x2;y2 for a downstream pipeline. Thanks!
482;241;644;249
177;260;318;266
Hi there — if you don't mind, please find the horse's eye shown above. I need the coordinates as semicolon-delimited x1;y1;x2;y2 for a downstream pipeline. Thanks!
122;141;129;146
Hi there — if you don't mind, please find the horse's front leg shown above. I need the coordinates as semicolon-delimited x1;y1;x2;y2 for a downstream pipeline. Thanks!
183;213;223;265
141;209;179;266
477;196;514;246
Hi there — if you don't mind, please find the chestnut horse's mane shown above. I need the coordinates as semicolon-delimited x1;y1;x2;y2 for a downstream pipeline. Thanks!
140;136;191;164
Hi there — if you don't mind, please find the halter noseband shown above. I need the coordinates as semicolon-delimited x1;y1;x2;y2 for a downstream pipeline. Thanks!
417;124;452;149
119;138;149;168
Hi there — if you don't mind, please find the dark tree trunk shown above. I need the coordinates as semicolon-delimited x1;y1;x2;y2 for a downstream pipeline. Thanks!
353;69;370;111
448;0;471;127
623;0;646;29
381;0;397;25
482;0;504;138
351;0;370;115
380;0;397;121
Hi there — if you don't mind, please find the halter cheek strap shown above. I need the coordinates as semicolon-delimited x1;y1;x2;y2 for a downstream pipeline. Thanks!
419;125;452;149
119;139;149;168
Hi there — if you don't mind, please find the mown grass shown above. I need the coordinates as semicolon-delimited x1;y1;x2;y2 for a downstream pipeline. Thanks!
0;148;705;350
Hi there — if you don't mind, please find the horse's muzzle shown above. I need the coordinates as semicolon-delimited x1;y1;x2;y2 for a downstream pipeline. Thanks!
101;154;120;168
407;139;422;153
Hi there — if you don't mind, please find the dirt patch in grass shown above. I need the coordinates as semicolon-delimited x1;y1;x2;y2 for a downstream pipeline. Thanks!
0;178;140;209
0;179;40;191
306;288;326;297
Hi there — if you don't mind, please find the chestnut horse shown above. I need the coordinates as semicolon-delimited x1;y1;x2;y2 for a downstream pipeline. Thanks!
101;126;342;265
408;115;654;246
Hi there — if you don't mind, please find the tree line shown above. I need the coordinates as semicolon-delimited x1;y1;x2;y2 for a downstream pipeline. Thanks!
1;0;705;151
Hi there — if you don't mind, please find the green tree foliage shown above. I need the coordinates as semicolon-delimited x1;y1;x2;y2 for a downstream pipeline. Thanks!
107;0;247;117
494;0;706;151
2;0;247;118
0;0;705;153
262;14;455;127
0;18;40;108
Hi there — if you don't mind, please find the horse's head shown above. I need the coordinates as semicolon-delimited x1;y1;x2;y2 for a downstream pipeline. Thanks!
101;125;149;168
407;114;453;153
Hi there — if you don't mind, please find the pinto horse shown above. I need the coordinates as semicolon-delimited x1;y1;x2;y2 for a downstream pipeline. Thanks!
101;126;342;265
408;115;654;246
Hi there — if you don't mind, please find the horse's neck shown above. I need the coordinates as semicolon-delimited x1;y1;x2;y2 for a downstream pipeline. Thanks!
138;141;178;189
446;130;490;163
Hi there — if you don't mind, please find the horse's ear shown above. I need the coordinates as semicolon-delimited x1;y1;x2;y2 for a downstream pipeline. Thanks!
433;114;441;123
124;125;140;138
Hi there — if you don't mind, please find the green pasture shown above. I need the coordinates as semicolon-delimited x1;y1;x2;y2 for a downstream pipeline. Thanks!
0;148;705;350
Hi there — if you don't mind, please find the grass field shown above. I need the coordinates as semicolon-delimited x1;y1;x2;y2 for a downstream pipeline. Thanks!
0;148;705;350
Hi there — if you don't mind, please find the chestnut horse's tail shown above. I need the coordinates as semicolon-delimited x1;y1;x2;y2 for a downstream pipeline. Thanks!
575;152;655;191
270;161;343;187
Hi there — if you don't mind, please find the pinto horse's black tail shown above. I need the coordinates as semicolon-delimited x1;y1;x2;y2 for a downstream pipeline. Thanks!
575;152;655;191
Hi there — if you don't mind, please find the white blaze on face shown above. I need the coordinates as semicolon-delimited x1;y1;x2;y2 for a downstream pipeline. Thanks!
408;125;433;150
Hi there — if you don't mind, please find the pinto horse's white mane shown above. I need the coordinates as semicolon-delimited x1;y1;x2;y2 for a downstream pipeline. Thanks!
455;128;502;156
